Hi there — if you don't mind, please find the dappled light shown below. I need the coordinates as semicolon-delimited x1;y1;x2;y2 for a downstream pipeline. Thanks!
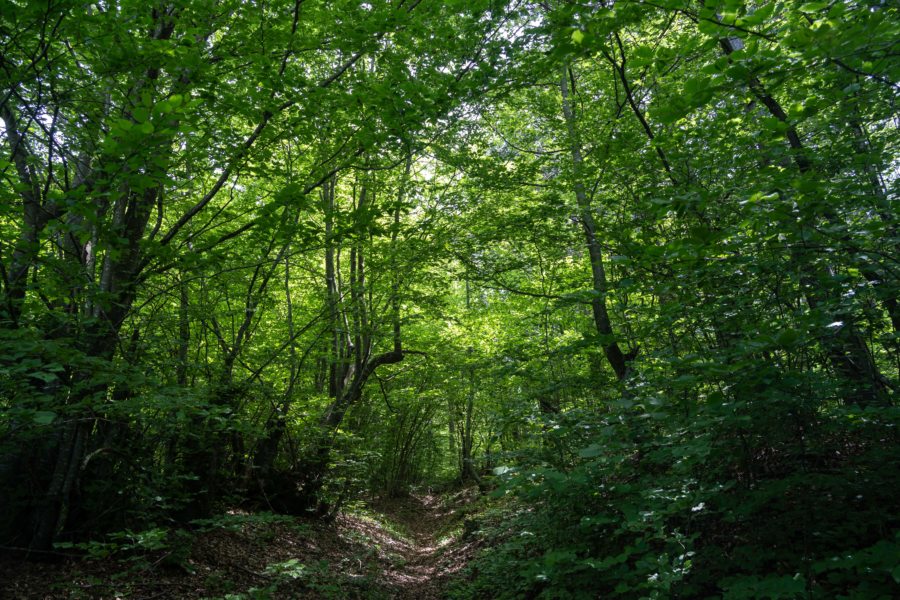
0;0;898;598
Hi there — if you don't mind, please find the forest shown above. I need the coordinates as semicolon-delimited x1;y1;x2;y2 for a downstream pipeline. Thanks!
0;0;898;598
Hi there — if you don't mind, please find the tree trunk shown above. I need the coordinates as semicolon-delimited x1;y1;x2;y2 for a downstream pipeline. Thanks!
559;64;631;381
719;37;889;406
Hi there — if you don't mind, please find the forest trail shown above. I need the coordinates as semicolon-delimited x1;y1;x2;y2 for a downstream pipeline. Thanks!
0;487;482;599
364;488;478;599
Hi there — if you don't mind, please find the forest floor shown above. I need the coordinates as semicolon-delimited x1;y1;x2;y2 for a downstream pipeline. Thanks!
0;487;484;599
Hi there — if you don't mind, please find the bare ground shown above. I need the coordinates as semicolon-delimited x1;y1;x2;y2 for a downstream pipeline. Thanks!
364;487;481;599
0;487;482;600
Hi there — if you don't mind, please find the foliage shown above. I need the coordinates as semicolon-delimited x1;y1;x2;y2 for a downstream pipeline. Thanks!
0;0;898;598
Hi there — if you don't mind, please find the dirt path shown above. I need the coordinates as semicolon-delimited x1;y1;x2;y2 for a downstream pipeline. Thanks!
363;489;478;599
0;488;482;599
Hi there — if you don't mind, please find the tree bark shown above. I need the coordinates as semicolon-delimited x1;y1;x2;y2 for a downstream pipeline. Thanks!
719;37;889;406
559;64;631;381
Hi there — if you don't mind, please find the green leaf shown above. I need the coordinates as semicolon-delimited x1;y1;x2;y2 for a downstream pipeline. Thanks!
578;444;603;458
33;411;57;425
776;329;800;347
798;2;830;14
697;19;720;36
30;371;58;383
742;3;775;25
132;107;150;123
